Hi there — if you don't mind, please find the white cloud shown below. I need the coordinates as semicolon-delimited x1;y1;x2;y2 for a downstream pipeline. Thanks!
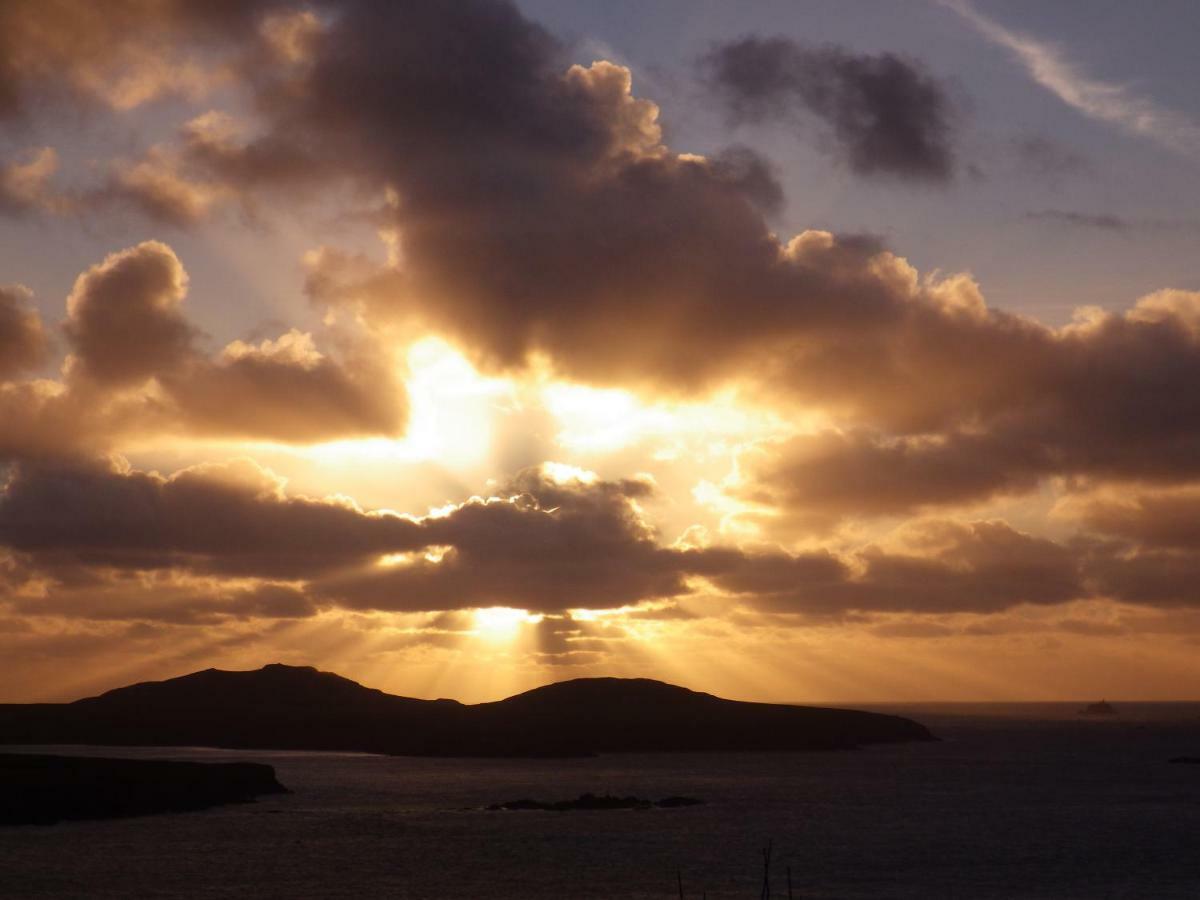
944;0;1200;159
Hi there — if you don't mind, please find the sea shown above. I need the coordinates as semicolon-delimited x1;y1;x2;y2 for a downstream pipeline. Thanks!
2;703;1199;899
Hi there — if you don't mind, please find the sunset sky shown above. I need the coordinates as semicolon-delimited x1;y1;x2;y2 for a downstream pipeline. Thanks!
3;0;1200;704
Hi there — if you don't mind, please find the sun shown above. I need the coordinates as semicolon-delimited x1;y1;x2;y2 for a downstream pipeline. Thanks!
472;606;538;641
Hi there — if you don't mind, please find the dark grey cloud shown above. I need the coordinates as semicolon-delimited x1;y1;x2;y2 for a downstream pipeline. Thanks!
1082;541;1200;609
0;458;1096;620
0;457;425;578
710;520;1082;615
701;36;956;181
313;468;691;613
1060;487;1200;551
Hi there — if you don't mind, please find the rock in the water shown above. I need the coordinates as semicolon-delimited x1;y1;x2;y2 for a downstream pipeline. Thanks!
487;792;704;811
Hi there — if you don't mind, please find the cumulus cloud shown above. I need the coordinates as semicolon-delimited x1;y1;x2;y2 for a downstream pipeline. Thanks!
701;36;957;181
315;466;693;613
0;457;424;578
0;460;1109;621
0;241;407;452
0;286;48;378
17;2;1200;514
725;289;1200;529
709;519;1081;615
8;4;1200;529
63;241;197;387
5;0;1200;682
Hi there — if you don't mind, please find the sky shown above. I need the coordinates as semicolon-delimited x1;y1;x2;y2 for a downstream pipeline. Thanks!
2;0;1200;704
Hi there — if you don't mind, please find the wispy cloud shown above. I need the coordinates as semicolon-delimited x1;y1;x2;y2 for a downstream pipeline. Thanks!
943;0;1200;159
1025;209;1200;234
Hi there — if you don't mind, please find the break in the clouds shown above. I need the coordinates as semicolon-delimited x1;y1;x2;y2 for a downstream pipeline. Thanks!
2;0;1200;700
700;36;957;181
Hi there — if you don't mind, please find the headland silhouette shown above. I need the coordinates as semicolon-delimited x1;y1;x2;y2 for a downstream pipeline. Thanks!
0;663;934;757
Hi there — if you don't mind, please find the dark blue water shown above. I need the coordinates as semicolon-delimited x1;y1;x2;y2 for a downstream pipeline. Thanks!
2;704;1199;898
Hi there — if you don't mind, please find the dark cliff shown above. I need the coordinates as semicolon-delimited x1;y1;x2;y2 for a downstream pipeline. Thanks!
0;753;288;826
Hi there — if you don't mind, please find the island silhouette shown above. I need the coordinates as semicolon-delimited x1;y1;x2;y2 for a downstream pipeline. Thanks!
0;663;934;757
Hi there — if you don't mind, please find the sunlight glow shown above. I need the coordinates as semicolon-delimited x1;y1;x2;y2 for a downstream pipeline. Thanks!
472;607;541;641
301;338;511;468
542;382;800;457
540;461;599;485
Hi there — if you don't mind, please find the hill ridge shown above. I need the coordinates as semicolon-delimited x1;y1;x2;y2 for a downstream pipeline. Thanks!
1;662;936;757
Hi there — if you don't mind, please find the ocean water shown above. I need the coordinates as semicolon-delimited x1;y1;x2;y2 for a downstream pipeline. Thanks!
2;703;1199;899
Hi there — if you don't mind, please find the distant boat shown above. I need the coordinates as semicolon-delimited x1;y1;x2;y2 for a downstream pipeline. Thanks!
1079;700;1117;716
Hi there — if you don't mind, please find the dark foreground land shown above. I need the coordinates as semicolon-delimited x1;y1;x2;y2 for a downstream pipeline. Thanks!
0;753;288;826
0;664;933;757
1;706;1197;897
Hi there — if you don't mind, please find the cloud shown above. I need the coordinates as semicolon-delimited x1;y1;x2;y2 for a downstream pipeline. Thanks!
6;574;316;625
701;36;956;181
1025;209;1200;234
1057;485;1200;551
0;285;48;379
944;0;1200;159
5;0;1200;651
0;458;1106;621
312;466;690;613
1025;210;1130;232
0;457;425;578
1082;542;1200;610
0;242;407;453
727;289;1200;529
0;0;268;118
49;0;1197;530
0;148;69;215
103;147;235;226
710;519;1082;615
63;241;198;387
730;429;1043;532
